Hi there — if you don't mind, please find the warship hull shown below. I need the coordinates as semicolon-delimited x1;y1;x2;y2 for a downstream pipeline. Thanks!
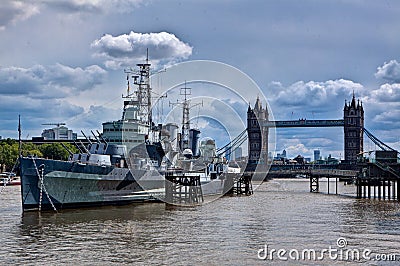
20;157;164;211
20;157;228;211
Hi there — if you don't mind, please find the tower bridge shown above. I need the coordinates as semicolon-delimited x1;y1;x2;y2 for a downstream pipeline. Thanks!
247;92;364;168
242;94;400;200
219;93;399;199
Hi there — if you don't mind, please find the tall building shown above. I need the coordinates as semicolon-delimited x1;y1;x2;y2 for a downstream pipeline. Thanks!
274;149;287;160
233;146;242;159
314;150;321;162
343;93;364;163
41;126;77;140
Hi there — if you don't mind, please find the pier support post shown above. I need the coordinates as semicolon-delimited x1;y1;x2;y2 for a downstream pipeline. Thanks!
335;177;338;195
392;181;396;200
383;181;386;200
378;181;381;200
327;177;330;194
363;182;366;198
310;175;319;193
367;181;371;199
356;178;361;199
373;185;376;199
397;180;400;201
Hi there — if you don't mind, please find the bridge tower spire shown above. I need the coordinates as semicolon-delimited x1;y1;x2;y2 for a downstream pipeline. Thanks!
344;93;364;164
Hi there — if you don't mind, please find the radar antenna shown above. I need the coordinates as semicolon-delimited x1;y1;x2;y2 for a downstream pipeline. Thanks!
169;82;203;150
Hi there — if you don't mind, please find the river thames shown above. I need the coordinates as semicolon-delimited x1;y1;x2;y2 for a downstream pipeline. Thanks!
1;179;399;265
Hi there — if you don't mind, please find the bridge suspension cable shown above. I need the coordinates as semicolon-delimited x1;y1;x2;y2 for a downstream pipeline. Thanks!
216;129;248;158
216;129;247;153
218;133;248;158
363;127;396;152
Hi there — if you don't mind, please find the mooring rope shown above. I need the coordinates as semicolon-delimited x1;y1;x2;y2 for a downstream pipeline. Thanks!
32;158;57;212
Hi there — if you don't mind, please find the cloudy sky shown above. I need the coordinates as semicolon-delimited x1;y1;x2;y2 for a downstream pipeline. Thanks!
1;0;400;160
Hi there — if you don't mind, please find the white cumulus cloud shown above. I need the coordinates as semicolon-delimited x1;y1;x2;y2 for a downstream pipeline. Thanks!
375;60;400;83
285;143;310;156
91;31;193;69
370;83;400;102
266;79;364;120
271;79;363;107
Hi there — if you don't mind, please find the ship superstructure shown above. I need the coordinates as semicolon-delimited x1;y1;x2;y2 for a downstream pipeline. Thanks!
102;57;152;150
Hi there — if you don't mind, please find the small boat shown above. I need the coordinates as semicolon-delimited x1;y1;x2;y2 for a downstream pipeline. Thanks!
0;172;21;186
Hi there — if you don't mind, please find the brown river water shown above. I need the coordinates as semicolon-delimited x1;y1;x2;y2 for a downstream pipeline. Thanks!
0;179;399;265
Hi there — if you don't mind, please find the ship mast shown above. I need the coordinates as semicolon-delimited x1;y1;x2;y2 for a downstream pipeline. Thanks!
123;50;152;130
181;85;191;150
170;83;203;151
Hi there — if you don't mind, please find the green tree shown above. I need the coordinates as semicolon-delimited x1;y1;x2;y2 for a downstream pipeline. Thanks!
21;142;43;157
0;141;18;171
63;143;79;155
0;140;80;172
38;143;71;160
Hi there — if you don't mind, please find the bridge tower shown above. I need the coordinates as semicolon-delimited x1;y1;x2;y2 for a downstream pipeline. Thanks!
343;93;364;164
247;97;268;170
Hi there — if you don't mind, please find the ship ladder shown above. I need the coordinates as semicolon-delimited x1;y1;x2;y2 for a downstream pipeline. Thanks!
32;158;57;212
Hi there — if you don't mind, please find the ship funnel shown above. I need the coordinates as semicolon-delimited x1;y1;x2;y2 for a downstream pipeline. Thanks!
189;128;201;157
165;123;179;150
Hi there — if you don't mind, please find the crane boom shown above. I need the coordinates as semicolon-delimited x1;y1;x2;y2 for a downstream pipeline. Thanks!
42;123;66;127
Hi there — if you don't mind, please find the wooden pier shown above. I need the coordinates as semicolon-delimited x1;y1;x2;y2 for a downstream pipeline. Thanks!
355;151;400;201
356;178;400;200
164;172;204;205
307;169;357;193
232;172;253;195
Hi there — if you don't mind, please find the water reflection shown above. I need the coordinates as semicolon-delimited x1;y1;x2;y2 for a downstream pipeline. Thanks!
20;203;167;227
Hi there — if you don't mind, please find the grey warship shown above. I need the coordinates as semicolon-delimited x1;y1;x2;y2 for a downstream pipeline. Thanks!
19;57;240;211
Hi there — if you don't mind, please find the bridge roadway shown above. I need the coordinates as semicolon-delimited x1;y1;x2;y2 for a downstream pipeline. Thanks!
263;119;345;128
